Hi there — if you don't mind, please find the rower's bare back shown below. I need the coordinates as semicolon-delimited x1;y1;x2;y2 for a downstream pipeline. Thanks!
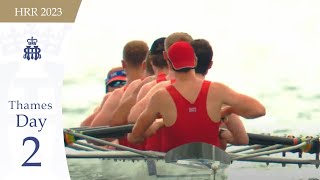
156;78;223;126
157;79;265;127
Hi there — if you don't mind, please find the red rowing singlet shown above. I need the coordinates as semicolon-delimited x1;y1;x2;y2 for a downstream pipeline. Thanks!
161;80;221;152
118;137;145;150
156;72;167;83
145;73;168;151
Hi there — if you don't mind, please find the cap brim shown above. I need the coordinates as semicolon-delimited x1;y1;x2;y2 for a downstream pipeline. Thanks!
106;76;126;85
169;60;196;70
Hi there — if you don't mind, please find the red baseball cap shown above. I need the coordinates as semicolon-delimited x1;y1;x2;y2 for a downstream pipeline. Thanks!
167;41;196;70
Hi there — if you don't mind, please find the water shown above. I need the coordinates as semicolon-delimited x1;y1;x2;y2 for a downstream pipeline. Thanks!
66;157;228;180
63;0;320;179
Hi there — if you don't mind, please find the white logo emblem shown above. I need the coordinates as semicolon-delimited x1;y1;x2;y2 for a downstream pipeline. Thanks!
189;107;197;113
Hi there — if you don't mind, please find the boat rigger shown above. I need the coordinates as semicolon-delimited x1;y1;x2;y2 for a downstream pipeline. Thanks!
64;125;320;179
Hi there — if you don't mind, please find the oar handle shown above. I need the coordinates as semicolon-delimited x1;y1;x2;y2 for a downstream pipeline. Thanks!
64;124;135;146
248;133;300;146
81;124;134;138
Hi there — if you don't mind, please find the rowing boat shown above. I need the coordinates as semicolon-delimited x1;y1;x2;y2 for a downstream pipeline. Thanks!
64;125;320;180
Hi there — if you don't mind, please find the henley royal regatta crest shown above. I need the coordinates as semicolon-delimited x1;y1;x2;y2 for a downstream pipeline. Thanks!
23;37;41;60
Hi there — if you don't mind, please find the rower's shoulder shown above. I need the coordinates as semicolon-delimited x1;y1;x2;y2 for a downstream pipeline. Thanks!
145;80;169;96
151;86;170;100
141;75;156;84
207;81;235;98
130;76;155;86
102;92;112;102
142;79;157;90
139;80;155;93
107;88;125;101
136;80;156;101
154;80;171;89
128;79;143;89
112;87;124;95
138;76;156;91
208;81;231;90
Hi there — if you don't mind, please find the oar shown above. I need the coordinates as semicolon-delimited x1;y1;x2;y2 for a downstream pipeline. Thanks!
70;126;117;131
248;133;320;154
65;129;165;158
75;126;303;145
64;125;319;154
80;124;134;138
64;124;134;146
248;133;301;146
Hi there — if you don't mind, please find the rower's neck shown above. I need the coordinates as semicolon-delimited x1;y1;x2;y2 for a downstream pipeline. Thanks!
166;69;175;80
195;73;205;80
174;70;197;82
154;67;169;76
126;70;144;84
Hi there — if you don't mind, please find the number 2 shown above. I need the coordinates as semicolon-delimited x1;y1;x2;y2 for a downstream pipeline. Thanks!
22;137;41;167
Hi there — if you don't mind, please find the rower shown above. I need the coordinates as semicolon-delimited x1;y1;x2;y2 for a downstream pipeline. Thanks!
128;33;193;151
128;41;266;152
105;67;127;94
130;36;231;152
108;38;168;127
129;37;249;151
128;33;193;123
134;37;171;102
101;41;155;150
192;39;248;149
191;39;249;150
80;67;126;127
132;37;172;151
108;38;171;150
90;40;148;128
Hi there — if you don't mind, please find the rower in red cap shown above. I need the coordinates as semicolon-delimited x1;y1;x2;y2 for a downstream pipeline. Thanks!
128;41;266;152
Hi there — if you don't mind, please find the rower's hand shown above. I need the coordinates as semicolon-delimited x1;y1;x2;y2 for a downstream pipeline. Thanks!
127;133;144;144
144;119;164;137
103;139;119;150
220;106;233;121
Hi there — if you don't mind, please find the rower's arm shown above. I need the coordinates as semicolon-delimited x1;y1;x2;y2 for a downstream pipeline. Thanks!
221;114;249;145
110;77;155;126
81;111;99;127
128;96;149;124
80;93;111;127
108;80;140;126
90;89;123;127
215;83;266;119
134;76;155;101
128;82;165;123
144;118;164;137
128;91;160;144
99;93;111;111
136;82;153;102
110;93;137;126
